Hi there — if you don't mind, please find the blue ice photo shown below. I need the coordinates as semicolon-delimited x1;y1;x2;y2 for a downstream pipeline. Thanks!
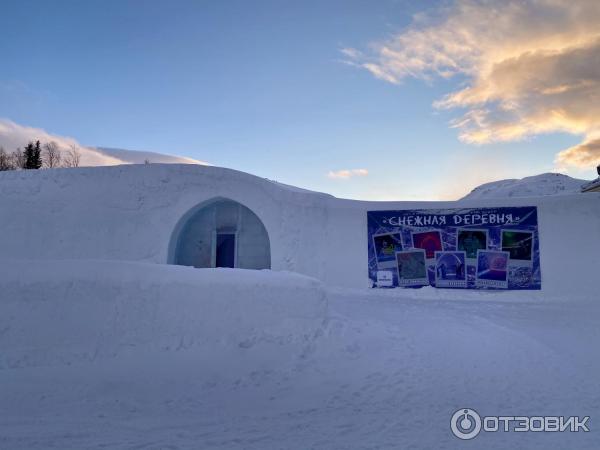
435;251;467;288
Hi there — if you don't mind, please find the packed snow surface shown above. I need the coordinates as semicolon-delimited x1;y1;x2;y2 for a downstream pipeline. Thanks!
1;261;598;449
461;172;587;199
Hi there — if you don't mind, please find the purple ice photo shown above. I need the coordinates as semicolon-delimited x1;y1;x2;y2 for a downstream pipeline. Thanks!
476;250;510;288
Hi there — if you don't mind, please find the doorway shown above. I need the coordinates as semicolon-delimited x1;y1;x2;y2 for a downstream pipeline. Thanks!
170;198;271;270
216;233;236;268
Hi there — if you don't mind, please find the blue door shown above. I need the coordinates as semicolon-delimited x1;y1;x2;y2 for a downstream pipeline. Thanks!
216;233;236;268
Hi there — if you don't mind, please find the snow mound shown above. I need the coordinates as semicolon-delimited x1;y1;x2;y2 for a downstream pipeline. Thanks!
0;260;327;369
461;173;588;200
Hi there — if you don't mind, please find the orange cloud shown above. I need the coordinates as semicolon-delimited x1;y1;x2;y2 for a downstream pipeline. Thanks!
556;137;600;168
343;0;600;170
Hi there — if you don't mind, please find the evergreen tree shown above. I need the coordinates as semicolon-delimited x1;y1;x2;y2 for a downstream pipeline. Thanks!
23;142;35;169
33;140;42;169
23;141;42;169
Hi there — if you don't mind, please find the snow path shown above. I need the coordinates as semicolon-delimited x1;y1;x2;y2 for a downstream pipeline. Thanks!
1;286;598;449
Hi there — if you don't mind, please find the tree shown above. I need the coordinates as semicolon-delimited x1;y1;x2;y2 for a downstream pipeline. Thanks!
33;140;42;169
23;142;35;169
11;148;26;169
0;147;14;171
63;145;81;167
24;141;42;169
43;141;62;168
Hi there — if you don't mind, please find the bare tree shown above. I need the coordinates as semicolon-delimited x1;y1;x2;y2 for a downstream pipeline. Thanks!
0;147;14;171
63;145;81;168
43;141;62;168
11;148;26;169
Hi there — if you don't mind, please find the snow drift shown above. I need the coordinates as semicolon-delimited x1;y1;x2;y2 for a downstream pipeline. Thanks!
0;260;327;370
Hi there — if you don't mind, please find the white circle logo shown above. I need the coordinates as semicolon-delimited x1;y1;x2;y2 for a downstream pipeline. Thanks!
451;408;482;440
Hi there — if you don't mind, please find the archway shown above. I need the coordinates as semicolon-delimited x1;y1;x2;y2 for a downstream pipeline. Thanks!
170;198;271;269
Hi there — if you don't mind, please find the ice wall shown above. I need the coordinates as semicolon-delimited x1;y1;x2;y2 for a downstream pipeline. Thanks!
0;164;598;297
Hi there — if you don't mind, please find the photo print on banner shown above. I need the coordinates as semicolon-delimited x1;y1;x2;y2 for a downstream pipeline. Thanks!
367;206;540;290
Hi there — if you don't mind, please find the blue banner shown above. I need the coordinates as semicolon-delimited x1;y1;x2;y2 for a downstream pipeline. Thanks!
368;206;541;290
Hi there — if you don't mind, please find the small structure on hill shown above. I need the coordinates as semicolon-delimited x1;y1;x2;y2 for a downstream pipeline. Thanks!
581;165;600;193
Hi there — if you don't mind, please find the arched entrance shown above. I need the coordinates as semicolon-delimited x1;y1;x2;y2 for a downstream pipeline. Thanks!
170;198;271;269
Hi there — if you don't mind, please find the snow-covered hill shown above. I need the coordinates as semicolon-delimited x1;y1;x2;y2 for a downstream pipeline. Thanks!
0;119;205;167
461;173;587;200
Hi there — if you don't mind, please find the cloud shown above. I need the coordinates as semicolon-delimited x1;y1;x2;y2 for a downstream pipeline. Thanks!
556;136;600;168
344;0;600;170
327;168;369;179
0;119;205;166
96;147;206;165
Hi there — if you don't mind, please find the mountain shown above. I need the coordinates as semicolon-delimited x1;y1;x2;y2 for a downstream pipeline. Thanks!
461;173;588;200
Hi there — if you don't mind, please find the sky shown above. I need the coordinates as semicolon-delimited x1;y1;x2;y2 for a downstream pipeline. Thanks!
1;0;599;200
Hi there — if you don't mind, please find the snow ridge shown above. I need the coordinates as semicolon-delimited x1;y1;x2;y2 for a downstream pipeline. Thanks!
461;173;587;200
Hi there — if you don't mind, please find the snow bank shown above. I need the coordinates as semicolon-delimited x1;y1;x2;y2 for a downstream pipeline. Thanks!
0;164;599;298
0;260;327;369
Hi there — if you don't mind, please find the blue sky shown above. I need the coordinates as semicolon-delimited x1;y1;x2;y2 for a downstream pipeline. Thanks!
1;0;597;199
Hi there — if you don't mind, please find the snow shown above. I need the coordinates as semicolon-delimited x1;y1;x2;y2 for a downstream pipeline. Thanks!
461;172;588;200
0;260;326;370
1;261;599;449
581;177;600;192
1;165;599;448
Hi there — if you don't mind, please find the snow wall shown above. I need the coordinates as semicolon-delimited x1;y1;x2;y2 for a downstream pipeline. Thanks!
0;164;598;298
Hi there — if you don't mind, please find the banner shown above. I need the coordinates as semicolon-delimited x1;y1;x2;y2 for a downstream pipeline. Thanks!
367;206;541;290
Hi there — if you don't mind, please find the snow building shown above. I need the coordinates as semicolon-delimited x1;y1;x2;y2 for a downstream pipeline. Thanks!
0;163;599;296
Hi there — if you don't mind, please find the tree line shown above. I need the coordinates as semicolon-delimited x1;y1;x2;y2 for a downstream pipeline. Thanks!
0;140;82;171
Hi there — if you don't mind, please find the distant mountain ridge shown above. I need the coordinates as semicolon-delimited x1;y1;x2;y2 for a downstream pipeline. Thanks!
461;173;588;200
